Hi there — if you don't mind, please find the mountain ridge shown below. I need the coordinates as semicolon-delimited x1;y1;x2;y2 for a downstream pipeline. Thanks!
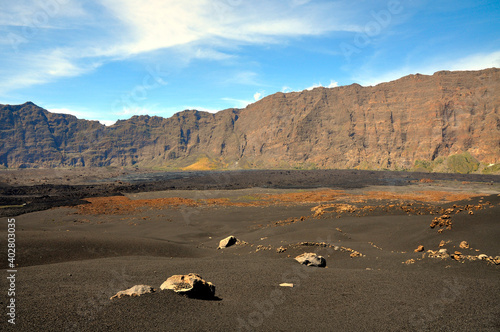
1;68;499;172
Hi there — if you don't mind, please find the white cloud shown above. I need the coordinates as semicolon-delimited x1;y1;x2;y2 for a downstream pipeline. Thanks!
48;106;116;126
98;119;117;126
253;92;262;101
225;71;260;86
355;50;500;86
327;80;339;88
221;97;253;108
0;0;86;27
1;0;362;93
305;80;339;91
0;49;101;93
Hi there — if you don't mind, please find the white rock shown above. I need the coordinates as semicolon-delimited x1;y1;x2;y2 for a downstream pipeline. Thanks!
295;252;326;267
110;285;155;300
280;283;294;287
161;273;215;299
218;235;237;249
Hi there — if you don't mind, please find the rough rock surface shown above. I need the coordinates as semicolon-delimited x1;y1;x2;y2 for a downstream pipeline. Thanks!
1;69;499;170
160;273;215;299
110;285;155;300
218;236;237;249
295;253;326;267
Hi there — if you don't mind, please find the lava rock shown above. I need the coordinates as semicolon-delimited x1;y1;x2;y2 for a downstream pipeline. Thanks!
295;252;326;267
160;273;215;299
110;285;155;300
218;236;237;249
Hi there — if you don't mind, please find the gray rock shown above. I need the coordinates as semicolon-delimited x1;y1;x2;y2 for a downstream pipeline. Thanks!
161;273;215;299
110;285;155;300
218;235;237;249
295;252;326;267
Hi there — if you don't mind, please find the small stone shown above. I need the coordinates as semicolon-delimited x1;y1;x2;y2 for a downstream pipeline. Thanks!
414;245;424;252
276;246;287;253
110;285;155;300
218;236;237;249
280;283;294;287
438;248;448;256
439;240;446;247
459;241;469;249
295;252;326;267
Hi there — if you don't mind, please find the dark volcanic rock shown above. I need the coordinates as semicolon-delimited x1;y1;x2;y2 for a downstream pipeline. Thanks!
1;69;499;169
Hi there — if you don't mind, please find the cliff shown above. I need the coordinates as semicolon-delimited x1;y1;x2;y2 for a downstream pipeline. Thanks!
1;68;499;172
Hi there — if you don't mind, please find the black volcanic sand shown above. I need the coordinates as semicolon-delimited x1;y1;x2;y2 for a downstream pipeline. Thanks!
1;168;500;218
0;172;499;331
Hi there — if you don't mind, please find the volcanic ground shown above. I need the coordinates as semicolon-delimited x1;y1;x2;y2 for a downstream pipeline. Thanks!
1;169;499;331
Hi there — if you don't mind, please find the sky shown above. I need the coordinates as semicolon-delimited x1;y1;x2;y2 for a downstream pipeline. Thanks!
0;0;499;126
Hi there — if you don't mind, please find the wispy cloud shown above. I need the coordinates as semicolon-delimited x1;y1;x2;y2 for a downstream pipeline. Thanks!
355;50;500;86
221;97;253;108
0;0;362;94
306;80;339;90
47;106;116;126
281;80;339;93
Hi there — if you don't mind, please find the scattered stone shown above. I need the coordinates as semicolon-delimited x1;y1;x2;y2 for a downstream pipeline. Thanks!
160;273;215;299
280;283;294;287
493;256;500;265
478;254;488;260
403;259;415;265
295;252;326;267
110;285;155;300
438;248;448;255
414;245;424;252
350;252;362;258
256;244;272;252
439;240;446;247
276;246;287;253
459;241;469;249
218;236;237;249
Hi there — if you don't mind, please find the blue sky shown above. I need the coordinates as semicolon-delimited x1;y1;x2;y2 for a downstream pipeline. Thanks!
0;0;499;125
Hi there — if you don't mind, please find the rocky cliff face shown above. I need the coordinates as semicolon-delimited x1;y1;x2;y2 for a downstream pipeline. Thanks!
1;68;499;171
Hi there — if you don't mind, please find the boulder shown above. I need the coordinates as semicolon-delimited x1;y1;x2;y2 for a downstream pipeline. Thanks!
110;285;155;300
161;273;215;299
218;236;237;249
295;252;326;267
